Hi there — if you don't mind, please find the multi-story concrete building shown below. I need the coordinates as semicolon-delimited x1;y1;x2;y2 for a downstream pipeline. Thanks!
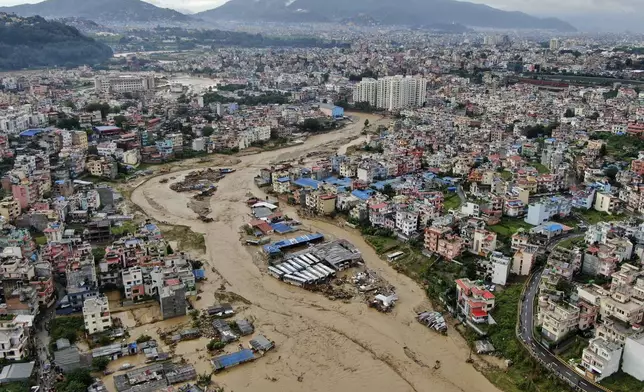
0;314;31;361
541;299;580;343
160;283;187;320
581;337;622;381
512;244;539;276
377;75;427;111
94;75;156;94
524;196;571;226
455;278;496;324
352;78;378;106
122;266;144;300
478;252;511;285
594;192;620;214
622;333;644;381
83;296;112;335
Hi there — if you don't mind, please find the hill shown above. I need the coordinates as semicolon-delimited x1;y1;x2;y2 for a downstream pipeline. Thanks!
0;0;193;24
0;13;113;71
197;0;575;31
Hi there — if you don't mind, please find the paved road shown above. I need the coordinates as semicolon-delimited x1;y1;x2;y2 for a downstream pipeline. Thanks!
519;269;605;392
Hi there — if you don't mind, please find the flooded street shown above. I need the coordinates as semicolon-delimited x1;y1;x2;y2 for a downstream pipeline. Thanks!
128;113;501;392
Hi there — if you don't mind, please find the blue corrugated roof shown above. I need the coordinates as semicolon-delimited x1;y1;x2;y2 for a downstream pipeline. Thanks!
19;128;45;137
293;178;319;189
212;349;254;368
263;233;324;254
193;269;206;279
352;189;373;200
276;177;290;183
270;222;294;234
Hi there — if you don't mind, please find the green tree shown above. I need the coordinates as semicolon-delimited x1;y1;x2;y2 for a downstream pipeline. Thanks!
92;247;106;263
564;108;575;118
364;119;370;127
92;356;110;371
166;244;174;255
201;126;215;137
113;115;128;129
57;117;80;130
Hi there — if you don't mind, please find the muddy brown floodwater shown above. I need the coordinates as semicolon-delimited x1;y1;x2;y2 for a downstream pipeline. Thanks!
128;113;502;392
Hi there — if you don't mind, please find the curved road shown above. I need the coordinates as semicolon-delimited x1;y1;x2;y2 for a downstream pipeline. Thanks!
519;232;606;392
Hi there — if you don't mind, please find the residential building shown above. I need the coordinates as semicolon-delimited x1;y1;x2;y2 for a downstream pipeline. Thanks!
581;337;622;381
479;252;511;285
512;245;539;276
455;278;496;324
0;314;31;361
160;283;187;320
525;196;571;226
622;334;644;381
122;266;144;300
83;296;112;335
541;299;580;343
594;192;620;214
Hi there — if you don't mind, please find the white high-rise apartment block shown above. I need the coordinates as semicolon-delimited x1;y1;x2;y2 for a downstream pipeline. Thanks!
352;78;378;107
94;75;156;94
376;75;427;111
353;75;427;111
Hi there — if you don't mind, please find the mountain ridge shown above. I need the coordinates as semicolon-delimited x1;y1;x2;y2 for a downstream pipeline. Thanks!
0;12;113;71
196;0;576;31
0;0;193;24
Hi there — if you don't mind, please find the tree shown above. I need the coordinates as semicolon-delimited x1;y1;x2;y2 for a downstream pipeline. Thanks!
113;115;127;129
92;356;110;371
92;247;106;263
198;127;212;138
599;144;607;157
57;117;80;130
166;244;174;255
364;119;370;128
563;108;575;118
300;118;323;132
604;166;619;183
136;334;152;344
85;103;110;119
382;184;396;198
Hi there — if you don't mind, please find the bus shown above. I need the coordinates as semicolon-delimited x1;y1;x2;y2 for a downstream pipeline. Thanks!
277;264;296;274
268;266;284;278
287;259;306;271
317;264;336;277
311;265;331;279
387;251;405;262
306;268;325;280
292;257;311;267
283;274;307;287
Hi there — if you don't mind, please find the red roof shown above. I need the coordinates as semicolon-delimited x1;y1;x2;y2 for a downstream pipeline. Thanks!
370;203;387;210
471;309;488;318
482;291;495;300
166;278;181;286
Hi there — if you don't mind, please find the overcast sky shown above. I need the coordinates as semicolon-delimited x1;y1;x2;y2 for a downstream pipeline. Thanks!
0;0;639;14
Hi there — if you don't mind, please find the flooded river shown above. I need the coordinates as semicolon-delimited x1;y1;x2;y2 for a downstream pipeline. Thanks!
128;113;501;392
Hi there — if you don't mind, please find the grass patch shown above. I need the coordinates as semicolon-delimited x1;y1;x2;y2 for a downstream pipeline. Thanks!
557;236;585;249
34;235;47;246
601;371;644;392
443;192;461;211
530;162;550;174
364;235;399;254
500;171;513;181
489;218;533;239
1;382;31;392
558;336;588;362
160;224;206;253
390;245;435;280
575;208;627;225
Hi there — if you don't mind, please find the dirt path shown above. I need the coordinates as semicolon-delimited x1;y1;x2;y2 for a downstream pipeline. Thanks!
128;113;501;392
